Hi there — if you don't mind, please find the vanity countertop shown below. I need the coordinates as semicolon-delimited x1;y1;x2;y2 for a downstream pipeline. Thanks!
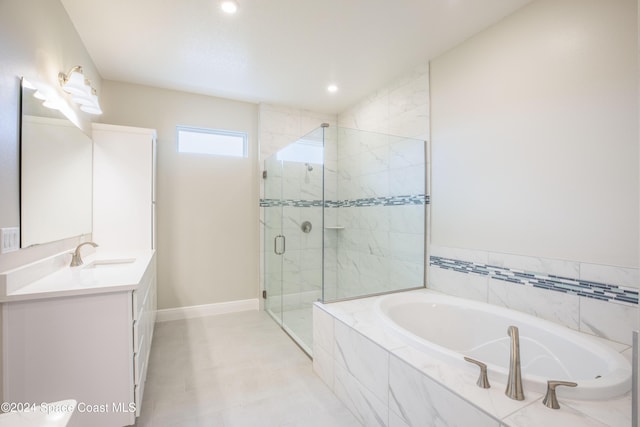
0;250;155;302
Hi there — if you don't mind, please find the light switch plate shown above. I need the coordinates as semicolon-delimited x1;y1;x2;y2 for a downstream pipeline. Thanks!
0;227;20;254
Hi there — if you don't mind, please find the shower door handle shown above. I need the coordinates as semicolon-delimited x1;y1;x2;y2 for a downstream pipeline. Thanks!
274;235;286;255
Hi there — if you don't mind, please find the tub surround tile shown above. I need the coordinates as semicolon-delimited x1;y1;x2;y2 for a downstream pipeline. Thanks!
428;248;638;345
488;278;580;330
334;364;389;427
429;266;488;302
487;252;580;279
501;400;609;427
579;298;638;345
313;344;334;391
392;346;539;421
563;393;632;427
389;355;500;427
580;262;640;289
430;244;489;265
430;255;638;306
313;305;335;354
334;319;390;404
388;411;410;427
313;290;632;427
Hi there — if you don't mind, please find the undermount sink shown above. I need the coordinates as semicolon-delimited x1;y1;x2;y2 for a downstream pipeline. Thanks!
83;258;136;269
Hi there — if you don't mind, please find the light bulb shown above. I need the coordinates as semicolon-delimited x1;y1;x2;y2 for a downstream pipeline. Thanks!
221;0;238;14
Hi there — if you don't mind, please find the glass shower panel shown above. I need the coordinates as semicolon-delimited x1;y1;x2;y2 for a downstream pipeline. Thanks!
263;155;283;324
263;126;325;356
324;127;426;301
278;127;324;355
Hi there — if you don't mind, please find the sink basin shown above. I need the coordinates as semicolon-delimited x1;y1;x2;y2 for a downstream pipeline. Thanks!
84;258;136;269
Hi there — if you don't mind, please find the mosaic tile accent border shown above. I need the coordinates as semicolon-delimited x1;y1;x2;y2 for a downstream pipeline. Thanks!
430;256;638;305
260;194;429;208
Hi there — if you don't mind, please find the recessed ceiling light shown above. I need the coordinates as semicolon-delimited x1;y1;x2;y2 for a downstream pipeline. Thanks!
221;0;238;14
327;84;338;93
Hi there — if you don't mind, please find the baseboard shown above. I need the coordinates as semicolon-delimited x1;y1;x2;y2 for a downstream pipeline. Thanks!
156;298;259;322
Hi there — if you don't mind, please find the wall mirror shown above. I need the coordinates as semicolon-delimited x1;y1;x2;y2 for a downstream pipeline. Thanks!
20;78;93;247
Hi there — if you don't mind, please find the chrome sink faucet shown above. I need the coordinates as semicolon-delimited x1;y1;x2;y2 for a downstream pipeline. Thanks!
70;241;98;267
505;325;525;400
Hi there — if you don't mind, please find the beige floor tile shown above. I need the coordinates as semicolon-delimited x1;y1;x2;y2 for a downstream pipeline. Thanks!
136;310;360;427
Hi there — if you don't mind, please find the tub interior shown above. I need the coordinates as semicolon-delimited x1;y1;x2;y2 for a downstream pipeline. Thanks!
379;292;631;399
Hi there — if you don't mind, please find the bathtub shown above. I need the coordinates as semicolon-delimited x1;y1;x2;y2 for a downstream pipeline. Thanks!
374;290;631;400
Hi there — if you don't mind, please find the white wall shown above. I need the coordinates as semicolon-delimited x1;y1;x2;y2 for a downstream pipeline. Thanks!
431;0;638;268
100;81;259;310
0;0;101;272
429;0;639;345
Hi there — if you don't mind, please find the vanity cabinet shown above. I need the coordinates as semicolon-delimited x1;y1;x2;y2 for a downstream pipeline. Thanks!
2;254;157;427
92;124;157;251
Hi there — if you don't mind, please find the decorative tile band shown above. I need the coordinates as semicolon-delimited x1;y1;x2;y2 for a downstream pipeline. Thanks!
430;256;638;305
260;194;429;208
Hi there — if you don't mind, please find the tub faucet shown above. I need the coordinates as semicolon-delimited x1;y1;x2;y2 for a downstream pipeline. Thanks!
70;241;98;267
505;325;525;400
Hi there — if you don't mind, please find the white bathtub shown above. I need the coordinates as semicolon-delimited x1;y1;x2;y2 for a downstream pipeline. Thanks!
374;290;631;400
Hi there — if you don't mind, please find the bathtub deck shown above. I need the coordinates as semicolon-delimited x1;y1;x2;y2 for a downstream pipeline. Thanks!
313;289;633;427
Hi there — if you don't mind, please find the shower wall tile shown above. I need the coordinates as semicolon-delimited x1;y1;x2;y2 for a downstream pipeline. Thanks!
258;103;336;162
389;259;424;289
389;138;427;170
488;277;580;330
389;205;425;234
389;232;424;263
389;164;425;195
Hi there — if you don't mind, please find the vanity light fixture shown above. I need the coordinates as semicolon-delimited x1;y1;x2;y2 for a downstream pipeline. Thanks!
58;65;103;115
221;0;238;14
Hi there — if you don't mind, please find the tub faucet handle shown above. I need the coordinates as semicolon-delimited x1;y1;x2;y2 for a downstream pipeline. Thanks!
542;380;577;409
464;357;490;389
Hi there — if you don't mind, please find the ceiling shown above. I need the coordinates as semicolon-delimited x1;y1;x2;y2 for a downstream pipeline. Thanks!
60;0;532;114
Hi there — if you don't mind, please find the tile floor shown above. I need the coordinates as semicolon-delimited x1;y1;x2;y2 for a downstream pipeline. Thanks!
134;310;360;427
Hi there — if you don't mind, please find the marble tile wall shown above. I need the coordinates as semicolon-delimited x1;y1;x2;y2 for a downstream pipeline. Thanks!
332;61;430;300
429;244;639;346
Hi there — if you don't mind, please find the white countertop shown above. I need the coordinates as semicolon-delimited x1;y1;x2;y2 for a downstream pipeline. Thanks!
0;250;155;302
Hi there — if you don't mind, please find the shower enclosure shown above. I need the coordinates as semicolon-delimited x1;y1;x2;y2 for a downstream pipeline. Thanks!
263;124;427;355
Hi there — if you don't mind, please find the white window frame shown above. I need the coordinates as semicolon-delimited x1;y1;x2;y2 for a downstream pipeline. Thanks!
176;125;248;158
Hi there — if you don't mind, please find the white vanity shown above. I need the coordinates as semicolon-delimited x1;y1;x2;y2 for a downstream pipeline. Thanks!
0;249;156;427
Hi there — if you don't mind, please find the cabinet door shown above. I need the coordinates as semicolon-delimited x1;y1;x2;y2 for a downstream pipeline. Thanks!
4;292;135;427
93;125;155;251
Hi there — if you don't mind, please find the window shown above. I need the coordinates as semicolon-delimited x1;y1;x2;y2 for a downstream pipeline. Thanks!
177;125;247;157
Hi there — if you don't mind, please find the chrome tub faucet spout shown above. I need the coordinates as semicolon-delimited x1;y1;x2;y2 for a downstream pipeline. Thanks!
505;325;525;400
70;241;98;267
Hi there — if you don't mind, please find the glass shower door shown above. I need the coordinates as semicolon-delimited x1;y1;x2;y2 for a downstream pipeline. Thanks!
263;156;283;325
